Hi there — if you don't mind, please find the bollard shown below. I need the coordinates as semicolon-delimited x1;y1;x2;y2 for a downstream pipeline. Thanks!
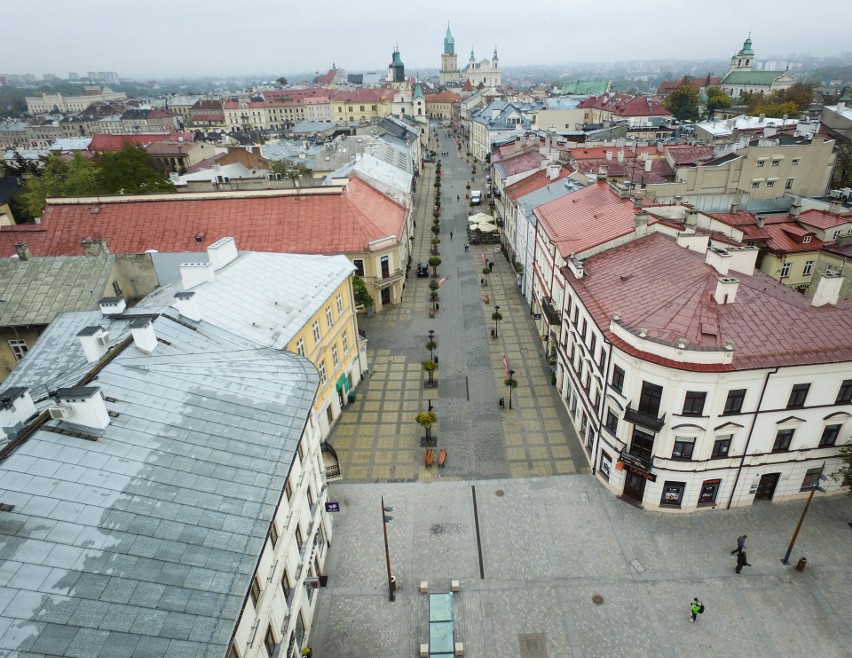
795;557;807;572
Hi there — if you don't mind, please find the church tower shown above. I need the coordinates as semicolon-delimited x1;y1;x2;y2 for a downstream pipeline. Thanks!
440;24;460;85
728;35;754;75
388;45;406;89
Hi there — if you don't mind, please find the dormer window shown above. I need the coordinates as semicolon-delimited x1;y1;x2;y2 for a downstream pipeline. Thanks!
802;235;812;244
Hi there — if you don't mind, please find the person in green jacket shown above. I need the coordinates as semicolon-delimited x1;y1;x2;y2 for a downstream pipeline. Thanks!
690;598;703;622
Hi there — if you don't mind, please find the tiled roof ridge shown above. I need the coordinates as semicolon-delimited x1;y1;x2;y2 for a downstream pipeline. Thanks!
343;178;407;240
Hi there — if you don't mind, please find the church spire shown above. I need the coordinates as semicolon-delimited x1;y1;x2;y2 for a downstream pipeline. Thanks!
444;22;455;55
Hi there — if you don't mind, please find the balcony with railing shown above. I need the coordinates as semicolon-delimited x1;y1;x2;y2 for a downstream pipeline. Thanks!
623;404;666;432
541;297;561;325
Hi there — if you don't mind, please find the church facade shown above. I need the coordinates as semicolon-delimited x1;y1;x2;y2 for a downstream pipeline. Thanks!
720;36;796;99
439;25;501;88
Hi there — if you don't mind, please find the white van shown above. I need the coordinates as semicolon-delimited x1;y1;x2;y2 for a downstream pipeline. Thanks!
470;190;482;205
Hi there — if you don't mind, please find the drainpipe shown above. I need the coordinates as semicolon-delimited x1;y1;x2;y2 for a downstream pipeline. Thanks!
726;366;779;509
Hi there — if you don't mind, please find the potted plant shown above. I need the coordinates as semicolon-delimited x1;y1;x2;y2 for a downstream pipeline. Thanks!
416;409;437;444
421;361;437;388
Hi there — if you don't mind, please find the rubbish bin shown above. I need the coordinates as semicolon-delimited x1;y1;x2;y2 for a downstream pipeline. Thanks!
348;392;356;403
390;576;397;592
795;557;807;572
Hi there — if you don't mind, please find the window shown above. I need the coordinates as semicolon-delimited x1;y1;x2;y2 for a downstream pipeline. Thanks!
296;525;304;552
792;158;800;165
296;338;305;357
353;259;365;277
298;438;306;460
580;318;587;339
326;307;334;328
250;575;261;607
342;332;350;354
281;568;291;599
723;389;746;414
313;320;321;343
589;334;597;359
837;380;852;404
780;262;791;278
766;180;775;188
756;160;765;168
611;365;625;393
751;181;761;188
773;428;794;452
285;478;293;501
8;339;28;362
787;383;810;409
785;178;794;189
661;482;686;506
307;485;315;508
319;361;327;385
638;381;663;417
771;159;780;166
802;235;812;244
699;479;721;504
336;294;343;314
270;523;279;546
803;260;814;276
605;409;618;434
682;391;706;416
630;427;655;462
672;437;695;459
332;345;339;368
712;435;732;458
800;467;823;491
264;626;276;657
819;424;841;447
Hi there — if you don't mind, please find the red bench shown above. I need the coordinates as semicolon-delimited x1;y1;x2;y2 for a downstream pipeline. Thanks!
438;449;447;468
425;449;434;467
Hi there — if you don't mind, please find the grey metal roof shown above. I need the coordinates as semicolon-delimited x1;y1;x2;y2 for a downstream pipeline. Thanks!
518;179;584;217
0;256;115;327
0;312;318;656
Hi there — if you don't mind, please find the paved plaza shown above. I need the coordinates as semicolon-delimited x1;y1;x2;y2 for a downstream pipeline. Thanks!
312;477;852;658
315;131;852;657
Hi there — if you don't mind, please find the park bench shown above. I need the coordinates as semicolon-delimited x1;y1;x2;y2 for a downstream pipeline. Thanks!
425;449;434;467
438;449;447;468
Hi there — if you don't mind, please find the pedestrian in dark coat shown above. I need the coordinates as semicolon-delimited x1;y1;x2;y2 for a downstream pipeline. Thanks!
731;534;747;555
735;552;752;574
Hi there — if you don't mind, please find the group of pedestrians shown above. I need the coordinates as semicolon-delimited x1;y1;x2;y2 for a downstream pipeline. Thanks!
690;533;753;623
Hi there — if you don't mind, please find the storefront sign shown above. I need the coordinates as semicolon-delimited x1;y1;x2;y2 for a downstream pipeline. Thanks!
600;451;612;479
325;501;340;512
627;465;657;482
699;479;721;504
619;450;651;472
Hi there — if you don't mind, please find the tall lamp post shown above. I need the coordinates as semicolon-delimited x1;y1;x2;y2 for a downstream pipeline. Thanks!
781;464;827;565
508;369;516;410
494;305;501;338
381;497;395;601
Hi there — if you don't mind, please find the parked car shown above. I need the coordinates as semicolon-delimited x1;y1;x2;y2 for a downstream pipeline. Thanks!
417;263;430;277
470;190;482;205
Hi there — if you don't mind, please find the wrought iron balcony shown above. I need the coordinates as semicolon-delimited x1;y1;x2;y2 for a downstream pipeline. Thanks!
623;405;666;432
541;298;561;325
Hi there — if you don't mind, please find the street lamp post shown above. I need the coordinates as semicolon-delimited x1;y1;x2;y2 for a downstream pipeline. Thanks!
381;497;395;601
781;464;827;565
494;305;501;338
508;369;516;409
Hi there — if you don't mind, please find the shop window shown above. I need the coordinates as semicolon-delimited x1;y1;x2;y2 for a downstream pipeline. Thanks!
699;479;721;504
672;437;695;459
599;451;612;480
818;424;840;447
723;389;746;414
712;435;732;458
661;481;685;506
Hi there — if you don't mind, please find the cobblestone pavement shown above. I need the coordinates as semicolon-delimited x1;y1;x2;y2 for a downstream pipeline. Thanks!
312;477;852;658
329;130;589;483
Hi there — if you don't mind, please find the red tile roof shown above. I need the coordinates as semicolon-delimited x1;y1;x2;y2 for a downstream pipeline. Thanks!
569;232;852;371
578;94;672;118
331;89;394;103
495;151;546;177
707;211;772;241
569;145;659;161
796;208;852;231
88;133;192;152
505;167;572;202
763;223;822;254
664;145;715;166
425;91;460;104
0;178;407;258
534;181;654;257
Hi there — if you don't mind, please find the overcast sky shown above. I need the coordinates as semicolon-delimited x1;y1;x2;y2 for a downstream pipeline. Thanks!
5;0;851;80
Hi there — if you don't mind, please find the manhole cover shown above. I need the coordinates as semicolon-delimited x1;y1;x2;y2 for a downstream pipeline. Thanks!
592;595;604;605
495;490;504;497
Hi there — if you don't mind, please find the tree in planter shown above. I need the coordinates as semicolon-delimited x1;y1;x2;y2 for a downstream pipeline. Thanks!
425;337;437;361
416;410;437;441
482;266;491;285
491;309;502;337
429;256;442;277
431;225;441;241
434;178;441;188
431;237;441;255
429;280;440;310
422;360;437;388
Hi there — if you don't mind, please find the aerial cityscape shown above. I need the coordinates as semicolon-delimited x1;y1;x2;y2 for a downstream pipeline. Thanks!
1;3;852;657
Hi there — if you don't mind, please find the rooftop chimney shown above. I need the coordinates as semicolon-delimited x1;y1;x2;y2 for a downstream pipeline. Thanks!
547;163;560;180
829;200;843;215
14;243;31;261
617;149;624;163
77;325;110;363
130;317;157;353
706;246;732;275
606;150;613;161
180;262;215;289
82;238;110;256
644;158;652;172
730;201;739;213
685;209;698;229
597;164;608;181
172;291;202;322
714;277;739;305
634;210;649;236
0;388;36;441
757;216;765;228
207;237;238;270
811;272;842;307
50;387;110;431
98;296;126;315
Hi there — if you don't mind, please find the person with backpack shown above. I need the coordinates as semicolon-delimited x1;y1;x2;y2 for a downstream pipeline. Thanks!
690;598;704;622
735;551;752;574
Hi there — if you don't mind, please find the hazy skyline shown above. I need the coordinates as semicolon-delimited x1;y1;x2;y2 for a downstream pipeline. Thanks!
6;0;852;80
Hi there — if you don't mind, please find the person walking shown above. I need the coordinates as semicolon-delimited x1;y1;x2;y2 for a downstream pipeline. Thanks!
689;598;703;622
735;552;752;574
457;194;460;202
449;231;453;240
730;534;747;555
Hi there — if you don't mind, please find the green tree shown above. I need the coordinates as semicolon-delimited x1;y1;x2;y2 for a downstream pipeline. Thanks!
833;443;852;496
830;140;852;189
97;145;175;195
783;82;814;112
276;77;288;87
421;361;437;387
428;256;441;277
269;160;311;185
415;409;437;437
20;153;101;217
352;275;373;309
704;87;732;119
663;83;700;121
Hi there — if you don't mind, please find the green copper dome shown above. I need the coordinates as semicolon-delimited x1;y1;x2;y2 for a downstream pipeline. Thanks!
444;25;454;55
739;36;754;56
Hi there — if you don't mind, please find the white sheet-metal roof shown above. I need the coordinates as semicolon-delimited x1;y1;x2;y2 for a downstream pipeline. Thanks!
696;114;799;137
